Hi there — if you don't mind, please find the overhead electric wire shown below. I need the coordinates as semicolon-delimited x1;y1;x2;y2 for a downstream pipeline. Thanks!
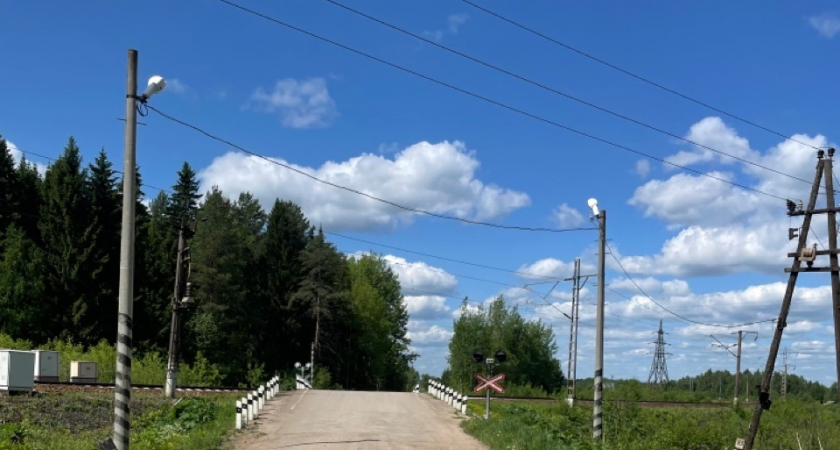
322;0;815;189
144;105;593;234
386;259;544;293
326;230;562;280
12;145;169;193
215;0;794;202
459;0;822;153
605;242;777;328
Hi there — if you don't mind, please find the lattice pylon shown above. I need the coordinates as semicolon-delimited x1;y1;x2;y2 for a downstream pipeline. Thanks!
648;320;670;389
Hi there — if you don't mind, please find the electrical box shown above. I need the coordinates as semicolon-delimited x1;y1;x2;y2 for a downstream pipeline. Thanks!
70;361;98;383
33;350;59;382
0;350;36;392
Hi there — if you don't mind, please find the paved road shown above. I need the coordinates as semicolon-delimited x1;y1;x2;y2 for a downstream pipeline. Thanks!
235;390;488;450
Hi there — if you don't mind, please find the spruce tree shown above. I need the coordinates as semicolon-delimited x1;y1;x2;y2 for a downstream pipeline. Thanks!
0;225;47;343
0;137;18;247
167;162;201;226
38;137;95;342
15;158;42;243
86;149;121;343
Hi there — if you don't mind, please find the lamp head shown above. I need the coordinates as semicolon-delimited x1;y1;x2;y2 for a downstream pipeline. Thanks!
494;350;507;363
587;198;600;217
472;350;485;364
305;363;311;369
294;362;301;369
141;75;166;100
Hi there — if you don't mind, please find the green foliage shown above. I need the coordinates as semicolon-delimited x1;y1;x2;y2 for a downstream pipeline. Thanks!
0;148;416;391
179;351;223;387
447;296;564;395
461;399;840;450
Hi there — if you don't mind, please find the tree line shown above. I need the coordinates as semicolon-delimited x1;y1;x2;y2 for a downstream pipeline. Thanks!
0;136;416;390
441;296;566;396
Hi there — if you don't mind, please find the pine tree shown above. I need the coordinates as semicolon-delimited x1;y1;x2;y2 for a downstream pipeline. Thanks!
291;228;349;372
38;137;95;342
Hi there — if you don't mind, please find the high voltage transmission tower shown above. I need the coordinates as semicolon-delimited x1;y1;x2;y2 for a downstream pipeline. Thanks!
647;320;670;389
743;148;840;450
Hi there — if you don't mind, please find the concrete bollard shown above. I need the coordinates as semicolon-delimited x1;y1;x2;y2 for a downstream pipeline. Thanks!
247;393;254;421
461;394;467;414
455;392;460;410
253;391;260;419
242;396;249;425
259;385;264;409
236;400;243;429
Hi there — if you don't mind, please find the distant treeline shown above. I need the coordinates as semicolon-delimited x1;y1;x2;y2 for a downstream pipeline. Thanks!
0;136;417;390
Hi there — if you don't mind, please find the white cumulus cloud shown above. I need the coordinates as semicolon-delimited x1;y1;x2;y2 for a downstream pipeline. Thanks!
247;77;337;128
809;13;840;38
551;203;584;228
404;295;451;320
197;140;530;232
408;325;454;345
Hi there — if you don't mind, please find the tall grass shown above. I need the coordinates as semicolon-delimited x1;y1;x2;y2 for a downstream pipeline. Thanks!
462;398;840;449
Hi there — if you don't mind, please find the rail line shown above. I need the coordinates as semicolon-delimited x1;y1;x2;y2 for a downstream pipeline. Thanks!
466;395;754;408
32;381;251;395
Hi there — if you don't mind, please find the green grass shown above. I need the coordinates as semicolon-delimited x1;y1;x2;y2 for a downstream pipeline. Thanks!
0;392;241;450
460;398;840;450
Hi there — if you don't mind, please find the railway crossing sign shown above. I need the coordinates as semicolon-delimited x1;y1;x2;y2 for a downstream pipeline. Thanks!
474;373;505;394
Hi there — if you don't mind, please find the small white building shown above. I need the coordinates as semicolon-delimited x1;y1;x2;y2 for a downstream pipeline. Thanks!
0;350;36;393
33;350;59;382
70;361;98;384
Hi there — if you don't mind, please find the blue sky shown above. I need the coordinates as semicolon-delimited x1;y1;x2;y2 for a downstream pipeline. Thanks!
3;1;840;387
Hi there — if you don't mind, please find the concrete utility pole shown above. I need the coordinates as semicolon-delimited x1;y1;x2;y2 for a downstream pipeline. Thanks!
744;149;838;450
733;330;758;405
709;331;756;405
587;198;606;441
165;221;193;398
112;48;139;450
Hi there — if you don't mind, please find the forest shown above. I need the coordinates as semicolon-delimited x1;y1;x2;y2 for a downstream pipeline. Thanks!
0;136;417;390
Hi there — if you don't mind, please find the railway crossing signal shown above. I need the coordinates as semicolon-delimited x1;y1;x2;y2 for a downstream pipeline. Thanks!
474;373;505;394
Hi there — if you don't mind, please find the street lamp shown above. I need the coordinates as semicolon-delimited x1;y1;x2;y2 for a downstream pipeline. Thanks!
587;197;606;441
111;48;165;450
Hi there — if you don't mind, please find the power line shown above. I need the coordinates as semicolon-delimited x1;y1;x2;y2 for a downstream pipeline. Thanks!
323;0;815;189
459;0;822;153
144;105;594;234
386;259;542;292
326;230;562;280
604;242;776;328
215;0;794;203
11;145;169;193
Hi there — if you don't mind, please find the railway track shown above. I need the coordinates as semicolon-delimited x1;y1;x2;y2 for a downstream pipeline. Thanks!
32;381;250;395
466;395;754;408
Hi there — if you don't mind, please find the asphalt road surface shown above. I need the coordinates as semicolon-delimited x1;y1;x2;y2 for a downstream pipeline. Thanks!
235;389;488;450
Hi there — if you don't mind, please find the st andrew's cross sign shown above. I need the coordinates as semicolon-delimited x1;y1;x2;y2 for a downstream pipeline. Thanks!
474;373;505;394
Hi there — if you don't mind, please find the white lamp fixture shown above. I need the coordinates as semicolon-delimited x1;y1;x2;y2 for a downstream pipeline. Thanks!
587;198;600;217
141;75;166;100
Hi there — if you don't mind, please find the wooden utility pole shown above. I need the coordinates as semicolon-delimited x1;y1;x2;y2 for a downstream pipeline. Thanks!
165;219;195;398
743;149;839;450
709;331;755;405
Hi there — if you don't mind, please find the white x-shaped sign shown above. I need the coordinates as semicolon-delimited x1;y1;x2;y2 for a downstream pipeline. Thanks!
474;373;505;394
